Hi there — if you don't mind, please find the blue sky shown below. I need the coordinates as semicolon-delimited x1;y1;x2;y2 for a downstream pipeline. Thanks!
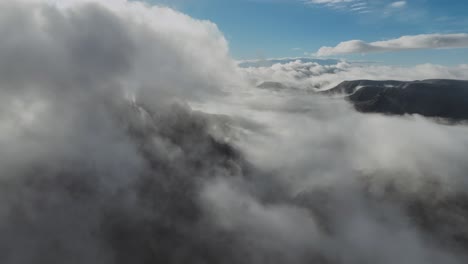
147;0;468;65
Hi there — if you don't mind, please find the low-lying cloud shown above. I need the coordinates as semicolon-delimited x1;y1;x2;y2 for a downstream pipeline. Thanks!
317;33;468;56
241;58;468;91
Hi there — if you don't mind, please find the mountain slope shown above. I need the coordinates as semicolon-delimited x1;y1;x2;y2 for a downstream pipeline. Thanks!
326;79;468;120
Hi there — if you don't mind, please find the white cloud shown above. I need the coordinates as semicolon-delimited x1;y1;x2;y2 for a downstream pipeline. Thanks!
198;59;468;263
389;1;407;8
316;33;468;56
305;0;372;14
239;59;468;91
0;1;241;262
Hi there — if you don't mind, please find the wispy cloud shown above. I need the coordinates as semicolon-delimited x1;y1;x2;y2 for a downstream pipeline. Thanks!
304;0;372;14
304;0;411;15
316;33;468;56
389;1;407;8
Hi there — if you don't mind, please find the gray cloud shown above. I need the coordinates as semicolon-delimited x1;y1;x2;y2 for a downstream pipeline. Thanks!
199;59;468;263
317;33;468;56
0;1;244;263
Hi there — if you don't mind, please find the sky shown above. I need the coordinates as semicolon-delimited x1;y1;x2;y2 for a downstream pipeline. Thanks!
146;0;468;65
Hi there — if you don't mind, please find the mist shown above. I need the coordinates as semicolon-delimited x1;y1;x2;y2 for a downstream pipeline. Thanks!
1;1;468;264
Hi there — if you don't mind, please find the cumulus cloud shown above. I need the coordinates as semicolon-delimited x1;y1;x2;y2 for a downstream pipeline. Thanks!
2;1;468;264
0;0;243;263
317;33;468;56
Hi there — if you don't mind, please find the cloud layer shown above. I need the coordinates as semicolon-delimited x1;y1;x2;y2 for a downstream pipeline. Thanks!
241;58;468;91
317;33;468;56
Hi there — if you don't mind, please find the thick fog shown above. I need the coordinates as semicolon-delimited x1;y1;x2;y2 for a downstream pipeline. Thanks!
2;1;468;264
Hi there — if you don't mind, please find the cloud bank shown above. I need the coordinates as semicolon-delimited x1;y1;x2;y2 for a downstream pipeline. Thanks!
2;1;468;264
317;33;468;56
0;1;243;263
241;58;468;91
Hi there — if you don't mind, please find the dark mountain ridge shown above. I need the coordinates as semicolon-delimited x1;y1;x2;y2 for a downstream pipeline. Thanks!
325;79;468;120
